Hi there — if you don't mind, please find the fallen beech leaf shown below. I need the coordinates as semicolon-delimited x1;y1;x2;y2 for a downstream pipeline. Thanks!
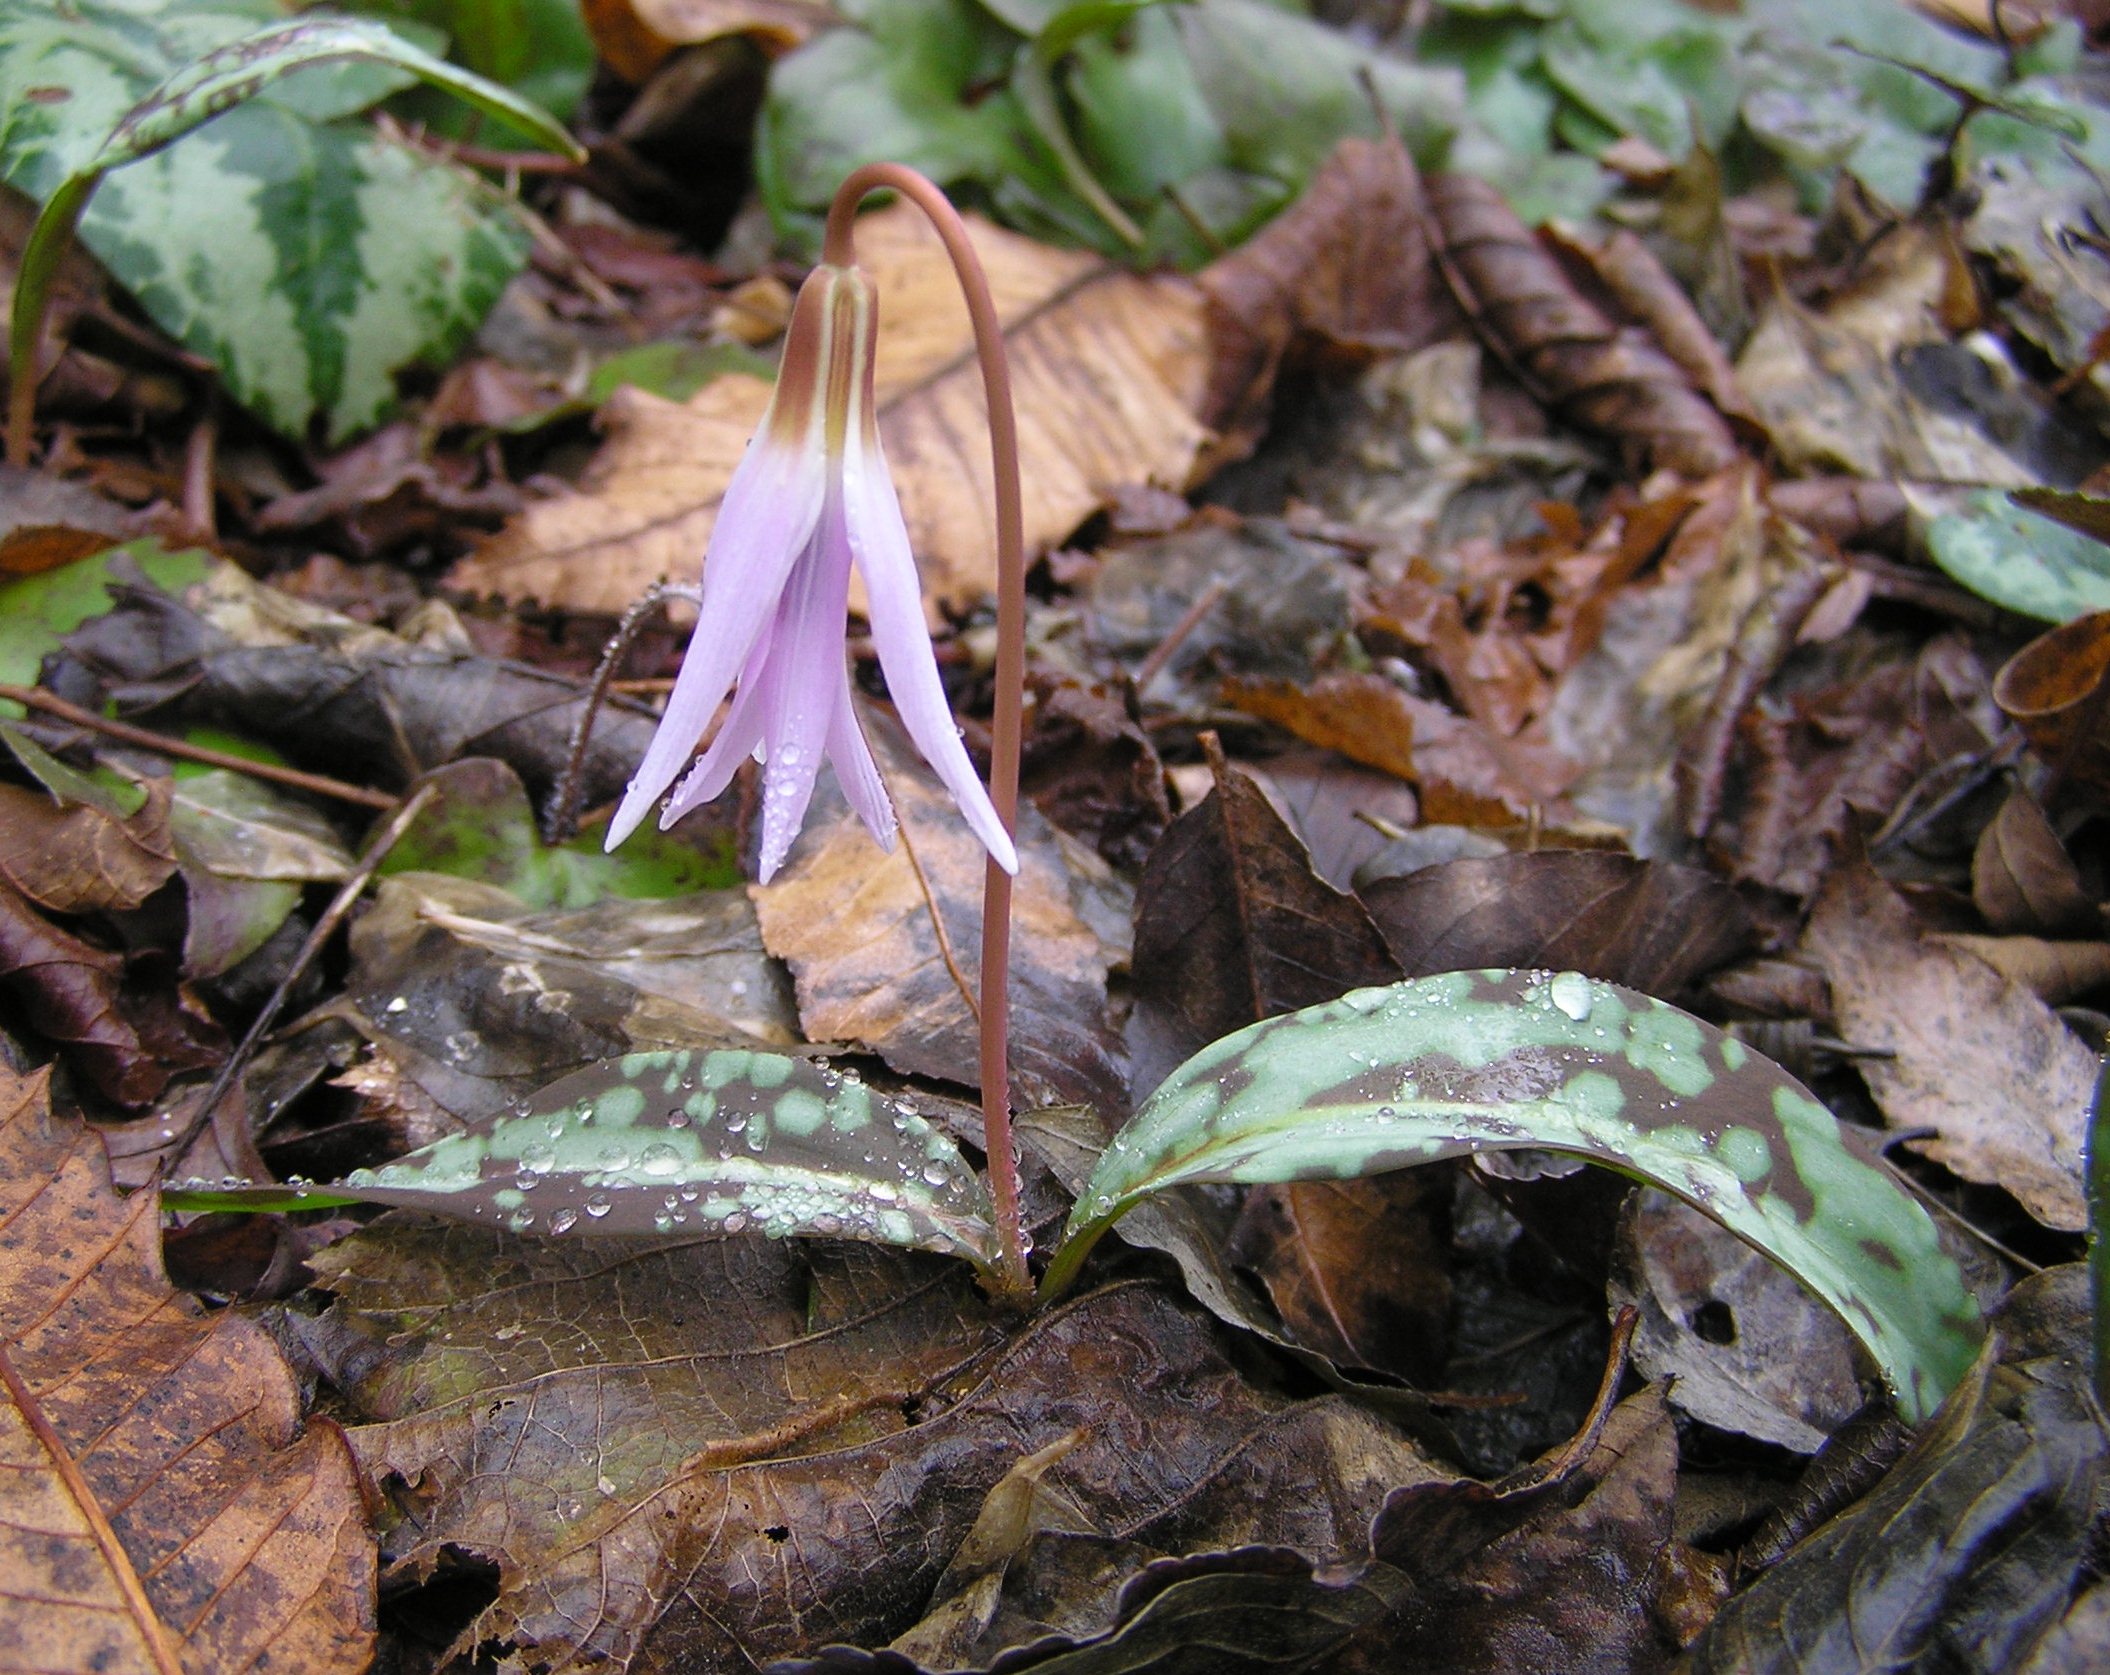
1973;785;2096;937
1426;172;1740;475
306;1228;1444;1673
1687;1265;2103;1675
1806;863;2096;1230
1226;1173;1450;1384
1129;741;1397;1098
1929;936;2110;1006
0;1066;373;1673
454;204;1212;617
1610;1188;1861;1452
752;713;1130;1117
1224;672;1576;825
1199;135;1450;444
1359;851;1750;999
1993;610;2110;803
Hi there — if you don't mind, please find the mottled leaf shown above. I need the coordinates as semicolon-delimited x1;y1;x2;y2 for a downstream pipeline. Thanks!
4;6;579;440
1686;1266;2103;1675
1918;488;2110;623
1050;969;1983;1423
0;1064;373;1672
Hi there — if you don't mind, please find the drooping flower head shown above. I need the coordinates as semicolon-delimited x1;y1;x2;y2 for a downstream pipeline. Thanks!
605;263;1020;882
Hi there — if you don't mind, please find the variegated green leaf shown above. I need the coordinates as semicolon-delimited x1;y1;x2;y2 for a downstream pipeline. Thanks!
1046;969;1984;1424
4;5;580;444
164;1049;1003;1273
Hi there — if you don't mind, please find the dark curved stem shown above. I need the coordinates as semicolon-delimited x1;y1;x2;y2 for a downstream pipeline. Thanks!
823;165;1030;1304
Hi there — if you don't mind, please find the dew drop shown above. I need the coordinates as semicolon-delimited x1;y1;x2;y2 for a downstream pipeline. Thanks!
548;1207;579;1234
520;1141;557;1172
639;1142;682;1176
514;1169;542;1192
1549;970;1594;1022
722;1210;749;1233
920;1161;951;1187
724;1110;748;1134
585;1192;613;1218
654;1210;677;1232
506;1208;536;1231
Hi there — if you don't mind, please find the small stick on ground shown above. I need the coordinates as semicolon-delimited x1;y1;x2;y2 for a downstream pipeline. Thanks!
168;782;437;1166
0;682;396;809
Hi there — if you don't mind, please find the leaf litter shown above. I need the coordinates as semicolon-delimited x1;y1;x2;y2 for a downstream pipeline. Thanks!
2;0;2108;1669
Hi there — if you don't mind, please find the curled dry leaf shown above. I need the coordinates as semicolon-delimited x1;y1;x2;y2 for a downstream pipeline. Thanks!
454;204;1212;618
0;1066;373;1674
1198;134;1451;446
1928;936;2110;1007
1224;672;1577;826
1972;786;2097;937
0;771;174;914
0;880;169;1107
1018;674;1170;873
1805;863;2096;1230
1993;611;2110;805
1425;172;1740;476
752;711;1131;1117
1359;851;1751;1000
583;0;834;82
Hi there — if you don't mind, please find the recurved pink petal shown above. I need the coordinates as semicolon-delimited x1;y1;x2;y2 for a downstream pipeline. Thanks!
605;434;826;850
827;667;897;852
843;437;1019;875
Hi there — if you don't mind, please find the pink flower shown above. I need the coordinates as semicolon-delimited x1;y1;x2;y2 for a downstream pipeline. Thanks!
605;263;1019;882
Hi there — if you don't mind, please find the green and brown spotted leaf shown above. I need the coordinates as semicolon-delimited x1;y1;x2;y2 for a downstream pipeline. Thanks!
5;7;580;443
1047;969;1983;1424
170;1047;1003;1272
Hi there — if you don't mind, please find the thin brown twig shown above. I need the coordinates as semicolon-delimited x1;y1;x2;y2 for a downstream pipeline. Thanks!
897;814;981;1026
1132;576;1230;694
170;783;437;1164
543;581;699;844
824;166;1031;1303
0;682;397;809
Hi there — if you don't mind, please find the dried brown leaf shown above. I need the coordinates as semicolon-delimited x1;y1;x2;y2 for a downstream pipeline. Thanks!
1805;862;2096;1230
1018;674;1169;872
0;1066;373;1673
1199;135;1450;444
0;881;168;1107
453;205;1211;618
1426;173;1740;476
1928;935;2110;1006
752;713;1130;1116
1128;741;1398;1096
1973;786;2097;936
307;1224;1445;1674
582;0;831;82
0;776;175;914
1359;850;1750;998
1224;672;1576;826
1993;611;2110;805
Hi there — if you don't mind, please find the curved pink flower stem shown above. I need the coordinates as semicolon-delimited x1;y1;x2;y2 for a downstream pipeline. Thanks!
823;165;1030;1304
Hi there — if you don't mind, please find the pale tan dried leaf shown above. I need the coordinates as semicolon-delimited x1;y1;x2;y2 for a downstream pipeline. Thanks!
1929;935;2110;1006
0;1066;373;1674
452;205;1212;618
1805;864;2095;1230
582;0;831;82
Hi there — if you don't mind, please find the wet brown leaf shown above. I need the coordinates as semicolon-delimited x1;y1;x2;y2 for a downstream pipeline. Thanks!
1200;135;1450;446
1128;741;1397;1097
1019;675;1170;873
1426;173;1740;476
1360;851;1750;999
304;1224;1444;1674
1993;611;2110;806
1226;1174;1451;1384
1805;862;2096;1230
1610;1189;1862;1453
454;204;1212;618
0;881;169;1107
1686;1265;2103;1675
1973;786;2097;937
0;773;174;914
0;1065;373;1673
1225;672;1577;826
753;713;1130;1116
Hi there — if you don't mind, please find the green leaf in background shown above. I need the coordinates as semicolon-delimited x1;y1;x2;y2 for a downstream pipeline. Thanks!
1917;489;2110;624
1046;969;1984;1424
377;758;741;907
0;539;214;711
168;767;354;978
167;1049;1005;1272
2;5;581;445
339;0;595;137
